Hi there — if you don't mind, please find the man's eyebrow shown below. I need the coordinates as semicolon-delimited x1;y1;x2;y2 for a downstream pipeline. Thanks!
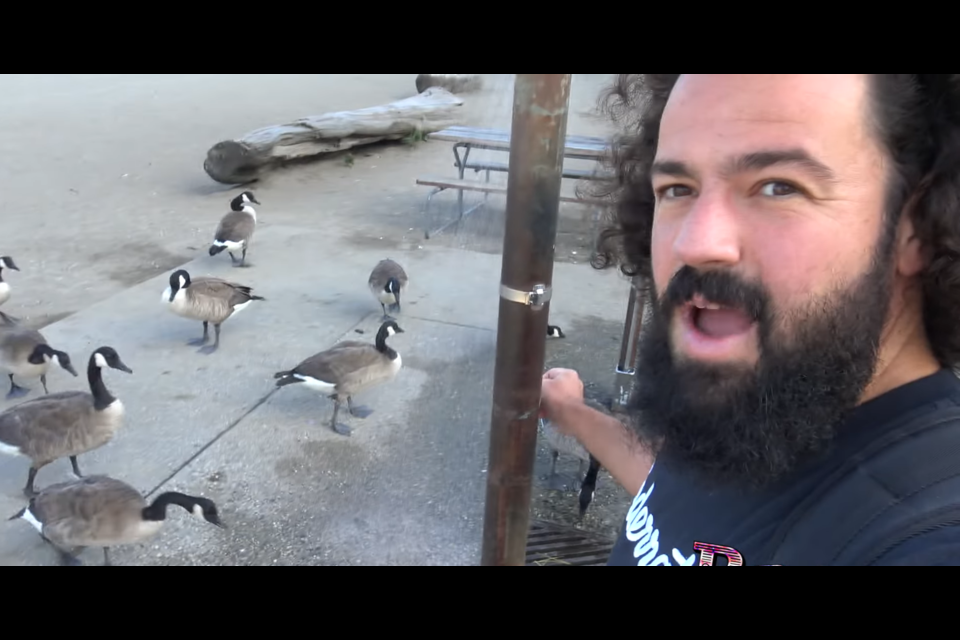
650;160;697;180
650;149;838;183
728;149;837;182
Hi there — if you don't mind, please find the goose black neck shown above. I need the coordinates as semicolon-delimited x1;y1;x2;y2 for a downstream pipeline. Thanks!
375;330;398;359
87;355;116;411
142;493;194;522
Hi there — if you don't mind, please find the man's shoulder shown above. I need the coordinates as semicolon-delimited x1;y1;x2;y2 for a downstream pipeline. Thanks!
768;386;960;566
869;524;960;566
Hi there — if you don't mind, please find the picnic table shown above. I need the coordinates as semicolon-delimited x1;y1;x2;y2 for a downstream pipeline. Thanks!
416;125;611;239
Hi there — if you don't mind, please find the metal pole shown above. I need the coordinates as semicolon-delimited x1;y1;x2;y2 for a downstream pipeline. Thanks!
614;277;645;411
481;74;572;566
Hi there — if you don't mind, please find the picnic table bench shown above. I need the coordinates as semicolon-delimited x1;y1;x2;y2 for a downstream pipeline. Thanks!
416;125;611;239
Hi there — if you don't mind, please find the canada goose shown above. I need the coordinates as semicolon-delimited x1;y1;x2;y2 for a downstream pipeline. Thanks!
0;346;132;498
0;256;20;308
368;259;408;320
0;316;79;399
162;269;265;354
539;418;603;517
540;417;591;490
209;191;259;267
8;474;224;566
274;319;404;436
547;325;565;338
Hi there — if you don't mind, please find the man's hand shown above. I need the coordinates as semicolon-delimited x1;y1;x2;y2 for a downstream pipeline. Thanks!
540;368;585;433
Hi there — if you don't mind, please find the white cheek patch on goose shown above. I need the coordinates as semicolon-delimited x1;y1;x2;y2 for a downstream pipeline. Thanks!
51;354;61;367
94;353;108;368
193;504;205;519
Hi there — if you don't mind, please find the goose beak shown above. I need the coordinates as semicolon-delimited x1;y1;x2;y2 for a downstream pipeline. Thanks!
212;517;226;530
114;362;133;374
63;363;79;377
251;197;261;205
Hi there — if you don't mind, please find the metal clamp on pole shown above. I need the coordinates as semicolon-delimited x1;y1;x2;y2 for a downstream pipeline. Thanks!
500;283;552;308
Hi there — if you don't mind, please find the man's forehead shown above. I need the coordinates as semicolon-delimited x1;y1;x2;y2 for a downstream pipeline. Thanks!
657;74;874;168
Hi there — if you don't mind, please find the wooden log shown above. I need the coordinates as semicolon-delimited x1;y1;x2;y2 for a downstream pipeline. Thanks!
415;74;484;94
203;87;466;184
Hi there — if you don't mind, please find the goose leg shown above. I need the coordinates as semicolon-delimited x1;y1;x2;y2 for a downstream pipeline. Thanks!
59;547;85;567
40;374;49;394
380;303;389;321
330;397;352;436
237;247;249;268
187;321;209;347
6;373;29;399
198;324;221;355
69;456;83;479
547;450;572;491
40;535;83;566
228;252;238;265
347;396;373;419
24;467;39;498
103;548;112;567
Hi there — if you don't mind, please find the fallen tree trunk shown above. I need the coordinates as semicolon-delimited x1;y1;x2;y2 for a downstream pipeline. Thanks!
203;87;466;184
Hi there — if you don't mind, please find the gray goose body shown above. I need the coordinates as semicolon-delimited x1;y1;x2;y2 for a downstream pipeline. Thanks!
0;347;132;497
162;269;264;354
368;259;408;319
0;316;78;399
209;192;259;267
0;256;20;309
274;320;405;436
8;474;223;566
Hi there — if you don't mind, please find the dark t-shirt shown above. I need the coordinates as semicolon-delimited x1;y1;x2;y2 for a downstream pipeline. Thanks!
606;368;960;566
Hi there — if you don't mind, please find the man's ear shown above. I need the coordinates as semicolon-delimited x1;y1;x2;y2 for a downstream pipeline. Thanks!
896;213;928;278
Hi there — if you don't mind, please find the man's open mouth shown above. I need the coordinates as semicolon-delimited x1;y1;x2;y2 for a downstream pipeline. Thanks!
686;294;756;339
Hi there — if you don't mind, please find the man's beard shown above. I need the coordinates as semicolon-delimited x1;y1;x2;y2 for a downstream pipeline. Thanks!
627;230;897;491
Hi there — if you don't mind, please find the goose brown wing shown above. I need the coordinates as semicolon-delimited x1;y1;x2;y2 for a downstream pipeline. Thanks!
0;326;46;361
369;259;408;286
215;211;255;243
33;476;146;546
189;277;257;306
292;345;385;385
0;392;93;457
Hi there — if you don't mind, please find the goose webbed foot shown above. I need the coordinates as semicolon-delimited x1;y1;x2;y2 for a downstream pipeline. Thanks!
347;397;373;419
6;374;29;399
198;325;221;354
187;322;209;347
330;399;352;436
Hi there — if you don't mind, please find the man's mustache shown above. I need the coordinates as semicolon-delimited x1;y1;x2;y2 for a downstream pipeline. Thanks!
659;265;767;321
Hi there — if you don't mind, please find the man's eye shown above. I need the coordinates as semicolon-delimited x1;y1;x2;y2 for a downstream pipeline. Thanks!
760;182;797;197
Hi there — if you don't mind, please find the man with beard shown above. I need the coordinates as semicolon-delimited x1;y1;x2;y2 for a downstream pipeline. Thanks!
540;74;960;566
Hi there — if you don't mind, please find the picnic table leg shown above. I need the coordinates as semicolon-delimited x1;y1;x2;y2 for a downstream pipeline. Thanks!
454;143;471;228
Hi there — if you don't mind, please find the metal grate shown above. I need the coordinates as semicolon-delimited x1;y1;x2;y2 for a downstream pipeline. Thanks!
526;519;616;566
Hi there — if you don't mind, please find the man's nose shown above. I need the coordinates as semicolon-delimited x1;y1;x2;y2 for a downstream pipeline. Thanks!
671;191;742;269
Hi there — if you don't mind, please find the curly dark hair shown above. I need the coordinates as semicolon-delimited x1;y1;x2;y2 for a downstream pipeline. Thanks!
584;74;960;368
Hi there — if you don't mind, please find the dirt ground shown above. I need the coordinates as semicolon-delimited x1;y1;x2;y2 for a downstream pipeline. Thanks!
0;73;633;553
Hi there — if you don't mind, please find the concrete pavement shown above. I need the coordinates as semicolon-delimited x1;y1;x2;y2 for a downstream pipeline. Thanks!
0;222;631;566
